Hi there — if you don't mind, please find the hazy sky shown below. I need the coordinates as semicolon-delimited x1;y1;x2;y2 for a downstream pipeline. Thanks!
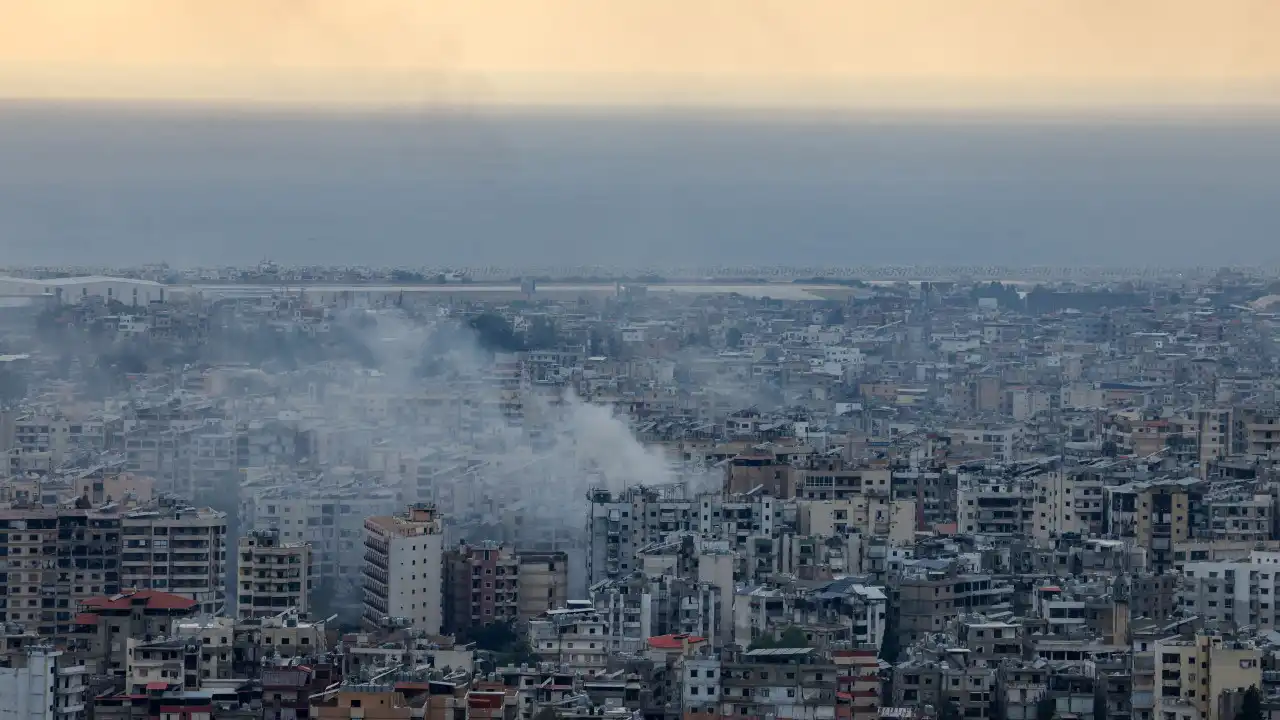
1;0;1278;108
1;3;1278;269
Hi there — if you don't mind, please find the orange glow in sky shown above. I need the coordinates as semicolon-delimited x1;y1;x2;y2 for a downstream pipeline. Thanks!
1;0;1278;108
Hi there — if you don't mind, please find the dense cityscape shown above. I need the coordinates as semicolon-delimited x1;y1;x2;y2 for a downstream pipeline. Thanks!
0;266;1279;720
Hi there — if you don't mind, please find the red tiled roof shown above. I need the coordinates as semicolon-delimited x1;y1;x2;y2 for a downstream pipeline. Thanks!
81;589;197;613
72;613;100;625
145;682;169;691
646;634;706;650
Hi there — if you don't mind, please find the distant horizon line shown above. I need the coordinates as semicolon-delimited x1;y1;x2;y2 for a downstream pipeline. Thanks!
2;71;1280;120
4;96;1280;127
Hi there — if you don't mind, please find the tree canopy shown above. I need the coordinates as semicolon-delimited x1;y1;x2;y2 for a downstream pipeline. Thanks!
749;626;809;650
725;327;743;349
1240;685;1262;720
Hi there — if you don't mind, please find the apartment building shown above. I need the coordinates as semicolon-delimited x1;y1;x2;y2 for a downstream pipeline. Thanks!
1106;479;1203;574
1032;470;1106;541
1175;408;1233;475
797;497;916;545
0;646;87;720
12;414;74;468
724;450;796;497
698;492;776;548
957;476;1034;537
794;466;892;502
896;562;1014;644
236;528;312;620
120;503;228;615
0;508;122;637
362;503;445;633
443;542;520;636
681;655;723;719
719;647;839;720
833;649;881;720
1151;633;1261;720
71;467;153;506
593;578;650;653
1233;406;1280;457
891;463;956;530
243;480;402;605
122;427;192;497
69;589;198;680
1205;493;1272;543
944;425;1018;462
586;486;696;586
1177;551;1280;630
188;427;236;504
892;649;998;720
528;607;610;673
516;551;569;624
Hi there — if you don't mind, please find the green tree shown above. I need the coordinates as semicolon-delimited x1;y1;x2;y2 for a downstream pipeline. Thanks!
470;621;539;667
1035;696;1057;720
391;270;425;283
879;611;901;663
525;316;559;350
749;625;809;650
469;313;522;353
0;368;27;407
470;621;520;652
725;327;743;349
1240;685;1263;720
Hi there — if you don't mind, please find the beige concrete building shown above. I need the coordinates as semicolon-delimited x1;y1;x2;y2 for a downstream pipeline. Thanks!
529;607;609;673
237;528;312;620
797;497;916;544
1235;406;1280;457
362;503;445;633
794;465;892;502
957;476;1035;537
1152;633;1260;720
120;503;228;615
1032;470;1106;542
896;563;1014;644
1106;480;1201;574
0;507;123;637
1206;494;1272;543
72;471;154;506
516;551;569;623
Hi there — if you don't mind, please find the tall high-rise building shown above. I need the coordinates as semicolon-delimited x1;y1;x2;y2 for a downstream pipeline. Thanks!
586;486;696;586
443;542;520;636
120;502;228;615
362;503;445;633
0;507;122;638
236;528;312;620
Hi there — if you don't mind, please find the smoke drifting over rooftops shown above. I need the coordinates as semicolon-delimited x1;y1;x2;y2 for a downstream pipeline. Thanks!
349;309;690;535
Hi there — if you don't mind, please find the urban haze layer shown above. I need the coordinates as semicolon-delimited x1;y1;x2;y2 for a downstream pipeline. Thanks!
2;262;1280;720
